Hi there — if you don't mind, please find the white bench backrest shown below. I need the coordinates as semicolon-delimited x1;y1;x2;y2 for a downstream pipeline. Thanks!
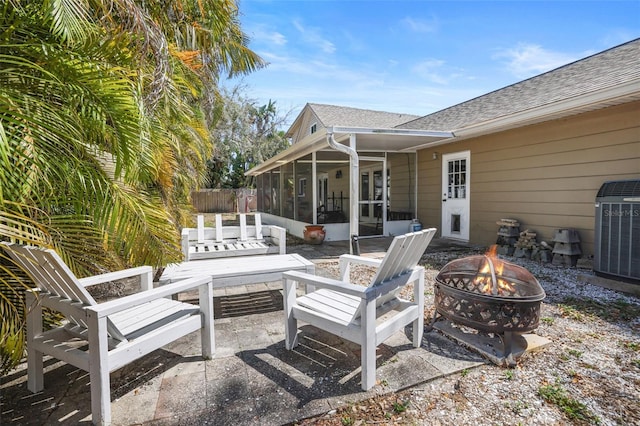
197;215;205;243
239;214;247;241
255;214;263;240
215;214;223;242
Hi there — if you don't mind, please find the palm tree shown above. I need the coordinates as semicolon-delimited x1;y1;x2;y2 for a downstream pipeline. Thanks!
0;0;264;374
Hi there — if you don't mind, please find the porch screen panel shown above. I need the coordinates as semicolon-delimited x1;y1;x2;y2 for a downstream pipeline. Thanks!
283;162;294;219
296;156;313;222
271;169;281;216
263;171;272;214
387;153;416;220
256;174;264;212
316;151;349;224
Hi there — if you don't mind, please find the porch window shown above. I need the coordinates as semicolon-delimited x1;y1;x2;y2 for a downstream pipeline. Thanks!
298;178;306;197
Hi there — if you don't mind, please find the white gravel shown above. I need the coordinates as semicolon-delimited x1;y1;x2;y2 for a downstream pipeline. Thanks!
301;250;640;426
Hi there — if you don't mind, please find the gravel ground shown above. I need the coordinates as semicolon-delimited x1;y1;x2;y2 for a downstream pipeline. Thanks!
296;249;640;426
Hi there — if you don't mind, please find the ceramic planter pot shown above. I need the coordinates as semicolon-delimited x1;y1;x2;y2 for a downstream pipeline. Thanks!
303;225;326;244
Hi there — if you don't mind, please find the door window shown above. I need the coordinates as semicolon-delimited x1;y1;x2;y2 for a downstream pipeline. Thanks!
447;159;467;199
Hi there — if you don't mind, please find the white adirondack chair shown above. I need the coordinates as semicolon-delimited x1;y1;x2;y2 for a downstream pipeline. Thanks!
2;243;214;426
282;228;437;390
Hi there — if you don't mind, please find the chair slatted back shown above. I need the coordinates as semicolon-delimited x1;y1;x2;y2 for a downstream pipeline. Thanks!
371;229;436;286
342;230;434;320
3;243;127;342
349;229;435;318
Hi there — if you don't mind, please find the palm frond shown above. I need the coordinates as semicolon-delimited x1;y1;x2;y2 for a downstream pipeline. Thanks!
46;0;94;44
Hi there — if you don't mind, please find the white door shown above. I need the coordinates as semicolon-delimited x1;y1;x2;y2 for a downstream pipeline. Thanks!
441;151;470;240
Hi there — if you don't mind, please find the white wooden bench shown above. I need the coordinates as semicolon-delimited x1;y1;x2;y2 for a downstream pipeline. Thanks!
181;213;286;260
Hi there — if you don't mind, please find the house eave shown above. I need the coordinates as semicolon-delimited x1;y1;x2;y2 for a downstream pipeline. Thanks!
247;127;454;176
328;126;453;139
246;128;329;176
411;79;640;150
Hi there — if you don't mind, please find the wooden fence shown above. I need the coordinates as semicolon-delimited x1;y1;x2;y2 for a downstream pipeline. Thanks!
191;188;257;213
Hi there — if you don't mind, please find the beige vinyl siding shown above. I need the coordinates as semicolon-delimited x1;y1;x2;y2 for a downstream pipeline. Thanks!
290;110;322;144
416;154;441;230
417;101;640;256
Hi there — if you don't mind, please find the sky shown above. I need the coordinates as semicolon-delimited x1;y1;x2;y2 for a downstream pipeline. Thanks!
228;0;640;127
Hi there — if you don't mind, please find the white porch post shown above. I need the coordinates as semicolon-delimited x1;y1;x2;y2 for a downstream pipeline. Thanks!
312;151;317;225
349;134;359;248
292;160;297;221
326;131;359;254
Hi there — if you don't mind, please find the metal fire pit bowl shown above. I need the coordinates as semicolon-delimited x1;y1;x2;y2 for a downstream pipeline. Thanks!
433;255;546;334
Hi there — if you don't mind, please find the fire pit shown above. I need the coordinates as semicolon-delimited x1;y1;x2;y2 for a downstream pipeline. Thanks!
430;248;547;366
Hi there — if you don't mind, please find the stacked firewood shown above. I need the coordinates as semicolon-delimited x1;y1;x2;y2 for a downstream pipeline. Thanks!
512;229;553;262
513;229;537;258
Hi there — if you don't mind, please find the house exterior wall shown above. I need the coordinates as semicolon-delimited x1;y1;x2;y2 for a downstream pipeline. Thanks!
417;101;640;256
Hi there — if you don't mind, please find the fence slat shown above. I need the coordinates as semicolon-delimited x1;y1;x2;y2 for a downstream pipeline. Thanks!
191;189;256;213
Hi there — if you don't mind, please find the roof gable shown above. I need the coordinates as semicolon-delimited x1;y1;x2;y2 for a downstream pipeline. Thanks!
285;103;420;144
308;103;419;128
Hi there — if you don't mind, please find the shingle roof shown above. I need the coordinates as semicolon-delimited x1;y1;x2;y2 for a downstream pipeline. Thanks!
308;103;420;128
398;38;640;131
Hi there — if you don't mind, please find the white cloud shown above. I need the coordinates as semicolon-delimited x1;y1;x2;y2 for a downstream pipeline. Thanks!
411;58;462;85
292;19;336;54
267;32;287;46
494;43;578;78
253;29;287;46
401;17;438;33
245;21;288;48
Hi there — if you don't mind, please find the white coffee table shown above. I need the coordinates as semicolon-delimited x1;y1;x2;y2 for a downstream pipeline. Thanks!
159;253;315;288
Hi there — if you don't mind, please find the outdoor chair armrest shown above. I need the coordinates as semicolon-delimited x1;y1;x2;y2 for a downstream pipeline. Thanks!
283;270;365;298
87;275;212;318
338;254;382;281
339;254;383;267
78;266;153;290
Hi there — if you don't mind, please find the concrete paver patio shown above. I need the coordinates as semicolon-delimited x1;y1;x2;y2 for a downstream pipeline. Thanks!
1;237;485;425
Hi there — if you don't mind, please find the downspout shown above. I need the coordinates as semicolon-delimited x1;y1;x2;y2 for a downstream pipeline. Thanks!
327;131;359;254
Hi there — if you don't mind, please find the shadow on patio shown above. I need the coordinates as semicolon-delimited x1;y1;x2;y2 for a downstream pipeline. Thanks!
0;238;485;425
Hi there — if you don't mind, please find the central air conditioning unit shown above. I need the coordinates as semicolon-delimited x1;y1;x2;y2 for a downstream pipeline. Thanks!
593;179;640;283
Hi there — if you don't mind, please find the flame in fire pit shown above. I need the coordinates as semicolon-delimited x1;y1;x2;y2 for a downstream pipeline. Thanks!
474;245;516;296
